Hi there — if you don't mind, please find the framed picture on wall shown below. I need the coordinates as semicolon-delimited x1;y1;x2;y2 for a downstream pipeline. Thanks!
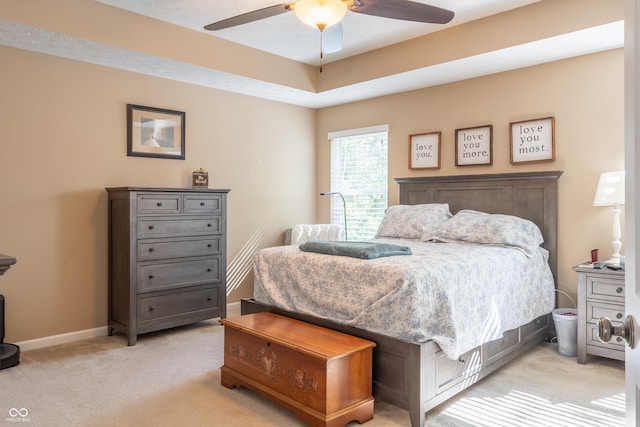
455;125;493;166
510;116;555;164
409;132;441;169
127;104;185;160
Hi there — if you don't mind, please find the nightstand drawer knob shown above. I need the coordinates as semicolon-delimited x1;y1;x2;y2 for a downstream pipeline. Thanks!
616;287;623;294
616;313;623;319
597;315;636;349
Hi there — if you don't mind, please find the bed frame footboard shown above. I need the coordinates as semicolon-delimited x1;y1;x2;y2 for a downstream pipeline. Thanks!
241;298;551;427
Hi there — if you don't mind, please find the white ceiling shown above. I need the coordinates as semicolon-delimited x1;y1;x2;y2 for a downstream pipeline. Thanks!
0;1;625;108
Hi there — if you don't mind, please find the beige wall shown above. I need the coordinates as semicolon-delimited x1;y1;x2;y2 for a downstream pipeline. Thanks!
317;49;625;308
0;13;624;344
0;46;316;342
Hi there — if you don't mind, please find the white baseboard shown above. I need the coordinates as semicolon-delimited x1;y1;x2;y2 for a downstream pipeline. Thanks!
14;301;242;352
15;326;110;352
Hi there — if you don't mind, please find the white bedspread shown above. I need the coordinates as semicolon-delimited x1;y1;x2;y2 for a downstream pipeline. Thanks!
252;238;555;360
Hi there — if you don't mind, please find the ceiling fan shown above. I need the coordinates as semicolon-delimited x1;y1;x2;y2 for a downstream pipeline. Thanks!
204;0;455;56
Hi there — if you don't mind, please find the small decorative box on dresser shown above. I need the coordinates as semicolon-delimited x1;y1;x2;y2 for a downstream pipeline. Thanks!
220;312;376;427
574;265;625;364
106;187;230;346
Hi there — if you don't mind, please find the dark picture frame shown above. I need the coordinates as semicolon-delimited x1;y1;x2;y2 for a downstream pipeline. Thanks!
455;125;493;166
409;132;441;170
127;104;185;160
510;116;555;164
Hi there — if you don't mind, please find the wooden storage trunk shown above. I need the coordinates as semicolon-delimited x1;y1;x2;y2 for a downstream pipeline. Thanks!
220;312;376;427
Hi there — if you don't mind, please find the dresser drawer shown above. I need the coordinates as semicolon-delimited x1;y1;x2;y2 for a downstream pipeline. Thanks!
586;300;625;324
137;194;182;214
138;216;221;238
139;285;222;322
484;328;520;366
520;314;550;341
436;348;479;394
184;195;222;214
137;237;221;261
137;257;221;292
587;323;626;350
586;275;625;302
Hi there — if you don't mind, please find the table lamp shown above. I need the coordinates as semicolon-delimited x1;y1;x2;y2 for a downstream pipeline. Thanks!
593;170;625;265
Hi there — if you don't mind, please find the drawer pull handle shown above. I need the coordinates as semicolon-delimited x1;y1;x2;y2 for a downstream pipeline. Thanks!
207;296;213;301
200;202;205;206
207;243;212;248
617;313;623;319
207;223;212;227
503;336;508;342
617;337;623;343
148;225;155;230
156;202;163;207
148;274;154;279
149;306;156;311
207;268;212;272
148;248;155;252
616;287;623;294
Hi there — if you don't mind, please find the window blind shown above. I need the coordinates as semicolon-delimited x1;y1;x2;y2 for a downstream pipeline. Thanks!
328;126;388;240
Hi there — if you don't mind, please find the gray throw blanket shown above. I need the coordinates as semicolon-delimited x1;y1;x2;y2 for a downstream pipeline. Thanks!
299;240;412;259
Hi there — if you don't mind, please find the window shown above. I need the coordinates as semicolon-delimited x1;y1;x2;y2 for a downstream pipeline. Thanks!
327;125;389;240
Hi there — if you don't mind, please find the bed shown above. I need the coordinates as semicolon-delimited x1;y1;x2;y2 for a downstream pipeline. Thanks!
241;171;562;427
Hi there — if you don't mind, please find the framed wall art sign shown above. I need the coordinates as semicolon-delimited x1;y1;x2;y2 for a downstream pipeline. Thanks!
409;132;441;169
455;125;492;166
510;116;555;164
127;104;185;160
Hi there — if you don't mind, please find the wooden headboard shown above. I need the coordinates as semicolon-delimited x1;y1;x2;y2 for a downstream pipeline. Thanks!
395;171;563;284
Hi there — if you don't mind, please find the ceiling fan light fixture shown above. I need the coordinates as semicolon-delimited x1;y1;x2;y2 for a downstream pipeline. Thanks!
294;0;348;31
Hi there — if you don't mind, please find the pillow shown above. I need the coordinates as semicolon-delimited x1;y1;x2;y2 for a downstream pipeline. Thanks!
375;204;452;240
429;209;544;251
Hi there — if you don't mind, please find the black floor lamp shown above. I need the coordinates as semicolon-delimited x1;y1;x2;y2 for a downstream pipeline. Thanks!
320;191;348;241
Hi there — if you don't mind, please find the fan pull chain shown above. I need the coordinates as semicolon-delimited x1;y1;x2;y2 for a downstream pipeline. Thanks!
319;29;324;73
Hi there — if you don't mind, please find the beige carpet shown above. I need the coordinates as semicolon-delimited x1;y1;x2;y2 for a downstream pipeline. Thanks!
0;308;625;427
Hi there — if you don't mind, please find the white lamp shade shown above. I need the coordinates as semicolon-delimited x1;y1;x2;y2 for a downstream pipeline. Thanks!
593;170;625;206
294;0;347;30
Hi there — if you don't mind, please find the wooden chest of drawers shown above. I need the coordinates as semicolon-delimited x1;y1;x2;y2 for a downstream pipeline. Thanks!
220;313;375;427
574;265;625;364
106;187;229;345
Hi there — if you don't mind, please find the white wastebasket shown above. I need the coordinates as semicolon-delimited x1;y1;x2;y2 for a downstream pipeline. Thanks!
552;308;578;357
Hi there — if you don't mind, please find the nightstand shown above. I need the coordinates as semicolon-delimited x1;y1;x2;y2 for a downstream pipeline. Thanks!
574;265;625;364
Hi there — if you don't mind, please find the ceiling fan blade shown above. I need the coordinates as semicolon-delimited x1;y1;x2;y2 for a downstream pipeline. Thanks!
204;3;295;31
321;23;343;53
350;0;454;24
